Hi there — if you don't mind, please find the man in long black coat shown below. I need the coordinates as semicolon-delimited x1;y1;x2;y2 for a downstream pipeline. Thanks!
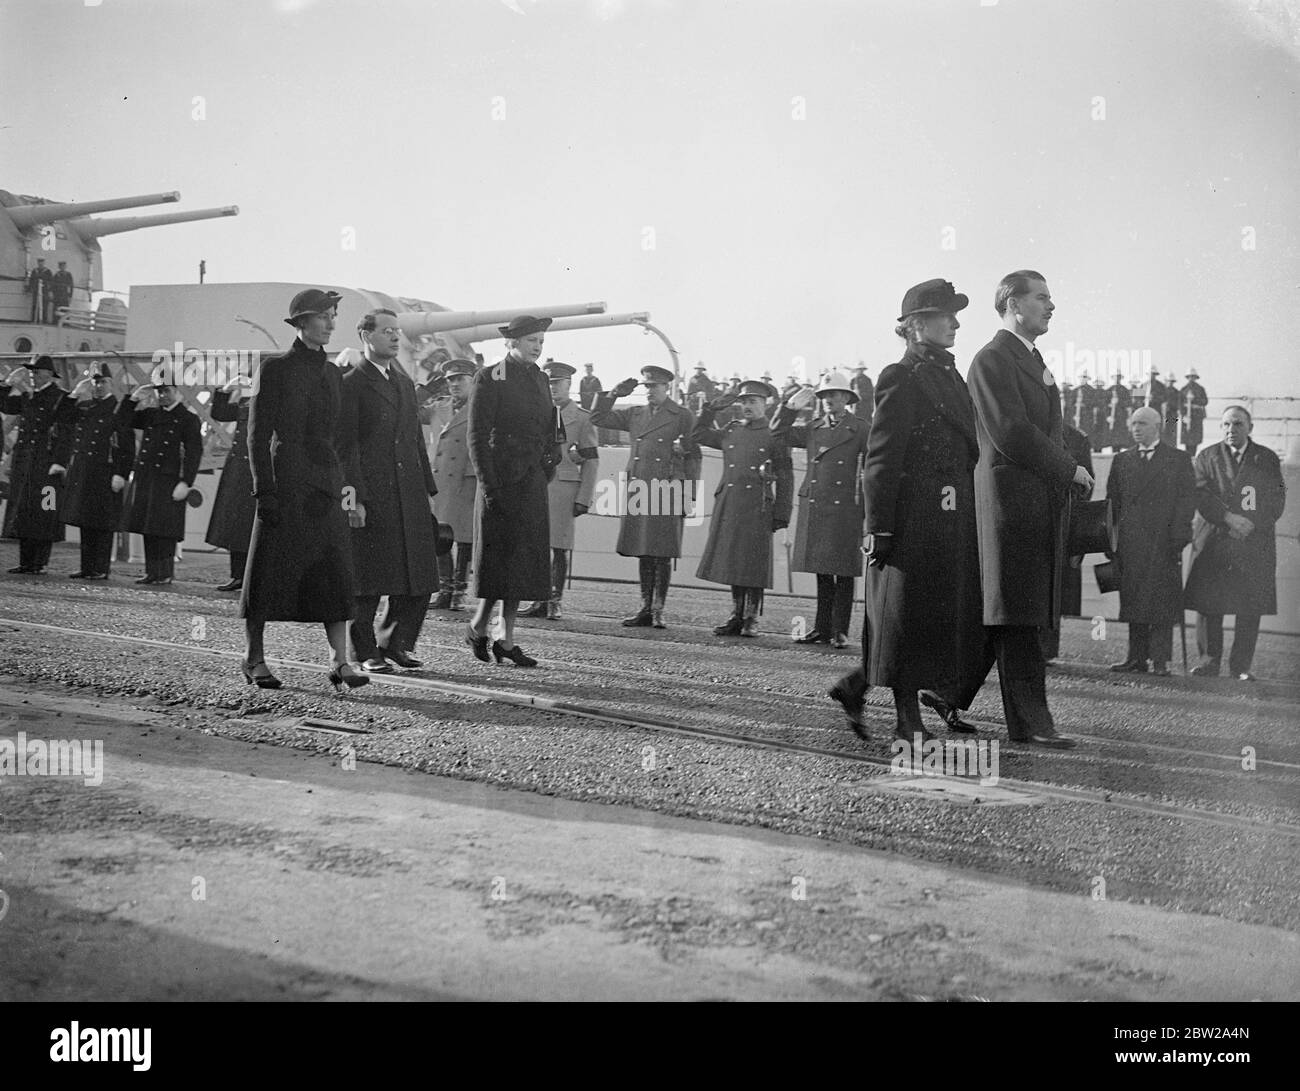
60;362;135;579
961;271;1093;748
336;309;440;672
122;381;203;584
2;355;77;573
205;373;256;591
1184;406;1287;681
1106;406;1196;675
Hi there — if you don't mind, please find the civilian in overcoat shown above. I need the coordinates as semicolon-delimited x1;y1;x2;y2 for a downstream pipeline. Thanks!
464;315;561;667
60;363;134;579
771;370;870;646
694;381;793;637
1105;406;1196;674
238;289;366;693
1183;405;1286;679
1;356;76;572
431;358;477;610
590;365;701;627
205;376;256;590
960;271;1092;747
859;283;983;739
122;382;203;584
336;309;440;671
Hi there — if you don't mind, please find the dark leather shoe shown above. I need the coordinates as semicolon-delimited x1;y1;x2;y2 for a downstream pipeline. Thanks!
84;572;110;581
520;601;549;619
69;571;90;579
1236;672;1257;682
430;591;453;610
740;617;759;638
827;681;868;741
713;616;743;636
492;640;537;667
1149;663;1170;676
151;577;173;586
622;608;653;627
830;633;849;649
1190;661;1220;677
215;577;243;592
918;689;977;733
362;657;394;673
383;649;423;669
1109;659;1147;673
7;565;34;574
1025;733;1077;749
134;575;157;584
464;625;490;662
794;629;832;645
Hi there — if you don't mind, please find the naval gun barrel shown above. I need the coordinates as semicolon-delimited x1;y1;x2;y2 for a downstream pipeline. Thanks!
448;311;650;343
4;191;181;231
397;302;606;338
69;205;240;238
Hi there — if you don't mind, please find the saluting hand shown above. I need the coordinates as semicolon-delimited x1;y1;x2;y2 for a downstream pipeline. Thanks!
612;378;639;398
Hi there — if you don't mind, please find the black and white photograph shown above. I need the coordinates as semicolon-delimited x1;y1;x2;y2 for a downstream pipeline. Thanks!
0;0;1296;1040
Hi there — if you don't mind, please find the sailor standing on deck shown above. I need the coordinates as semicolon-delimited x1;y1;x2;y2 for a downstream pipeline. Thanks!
522;360;599;621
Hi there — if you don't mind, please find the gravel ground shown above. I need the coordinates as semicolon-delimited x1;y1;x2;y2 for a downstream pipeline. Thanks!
2;545;1298;934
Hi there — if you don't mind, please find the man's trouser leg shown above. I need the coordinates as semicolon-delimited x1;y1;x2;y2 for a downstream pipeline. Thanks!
350;594;381;662
1228;615;1261;675
1196;613;1224;668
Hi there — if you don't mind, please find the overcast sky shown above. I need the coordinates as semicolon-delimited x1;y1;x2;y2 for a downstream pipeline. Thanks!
3;0;1297;394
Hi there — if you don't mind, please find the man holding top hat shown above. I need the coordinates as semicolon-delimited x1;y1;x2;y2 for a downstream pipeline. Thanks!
121;375;203;585
1105;405;1196;676
522;359;599;621
591;364;701;628
694;380;793;638
464;315;561;667
2;355;77;573
431;357;479;611
336;308;441;673
60;362;135;580
770;370;871;648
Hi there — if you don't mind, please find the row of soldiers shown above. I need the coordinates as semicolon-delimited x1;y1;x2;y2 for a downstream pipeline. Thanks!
1063;367;1208;453
25;258;77;325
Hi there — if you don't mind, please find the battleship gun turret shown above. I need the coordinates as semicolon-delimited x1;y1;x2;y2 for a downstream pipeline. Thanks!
1;190;180;233
69;206;240;239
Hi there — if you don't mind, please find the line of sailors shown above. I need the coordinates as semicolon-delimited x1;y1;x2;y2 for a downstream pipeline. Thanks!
1062;367;1208;453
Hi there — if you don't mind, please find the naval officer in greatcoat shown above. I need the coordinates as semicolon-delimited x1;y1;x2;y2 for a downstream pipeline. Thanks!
205;370;256;591
770;370;871;648
523;359;599;621
431;358;478;611
2;355;77;574
121;379;203;585
590;365;701;629
694;380;793;638
59;362;135;580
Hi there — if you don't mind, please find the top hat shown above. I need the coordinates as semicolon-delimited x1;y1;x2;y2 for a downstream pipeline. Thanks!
30;354;57;374
814;370;858;404
736;379;777;400
285;288;342;326
440;357;477;379
1068;497;1115;557
543;359;577;380
898;279;969;322
498;314;553;339
639;365;674;385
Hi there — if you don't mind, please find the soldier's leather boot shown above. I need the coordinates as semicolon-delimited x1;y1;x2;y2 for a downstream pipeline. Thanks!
651;557;671;628
548;551;567;620
624;558;655;626
714;588;744;636
740;588;762;637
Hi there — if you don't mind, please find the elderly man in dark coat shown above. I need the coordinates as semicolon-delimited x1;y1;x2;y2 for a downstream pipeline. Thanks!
121;380;203;584
591;365;701;629
771;370;870;647
860;281;984;741
239;289;366;692
205;371;256;591
960;270;1094;748
1106;406;1197;675
60;362;134;579
464;315;561;667
694;380;793;638
337;309;440;673
431;358;478;611
1184;405;1287;681
2;356;76;573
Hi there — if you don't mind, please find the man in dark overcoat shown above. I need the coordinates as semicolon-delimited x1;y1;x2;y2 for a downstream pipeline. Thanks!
122;380;203;584
770;370;870;647
51;261;75;318
1106;406;1196;675
337;309;440;672
1179;369;1208;453
2;355;77;573
205;371;256;591
1042;420;1095;661
591;365;701;629
694;380;793;638
60;362;134;579
431;358;477;611
1184;405;1287;681
960;271;1093;748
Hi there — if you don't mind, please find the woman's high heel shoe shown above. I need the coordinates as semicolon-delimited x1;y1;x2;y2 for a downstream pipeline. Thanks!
240;659;282;689
464;625;490;663
491;640;537;668
328;663;370;693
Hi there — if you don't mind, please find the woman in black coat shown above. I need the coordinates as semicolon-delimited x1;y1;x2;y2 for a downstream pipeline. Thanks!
862;280;984;741
238;289;366;692
205;374;256;591
464;315;560;667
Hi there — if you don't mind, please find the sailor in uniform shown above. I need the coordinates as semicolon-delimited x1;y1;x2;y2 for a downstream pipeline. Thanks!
431;358;479;611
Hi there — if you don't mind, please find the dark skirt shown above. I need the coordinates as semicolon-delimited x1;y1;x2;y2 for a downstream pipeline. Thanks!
239;486;355;622
472;463;550;601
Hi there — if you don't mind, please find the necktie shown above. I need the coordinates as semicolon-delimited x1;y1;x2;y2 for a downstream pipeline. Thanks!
1142;449;1154;461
